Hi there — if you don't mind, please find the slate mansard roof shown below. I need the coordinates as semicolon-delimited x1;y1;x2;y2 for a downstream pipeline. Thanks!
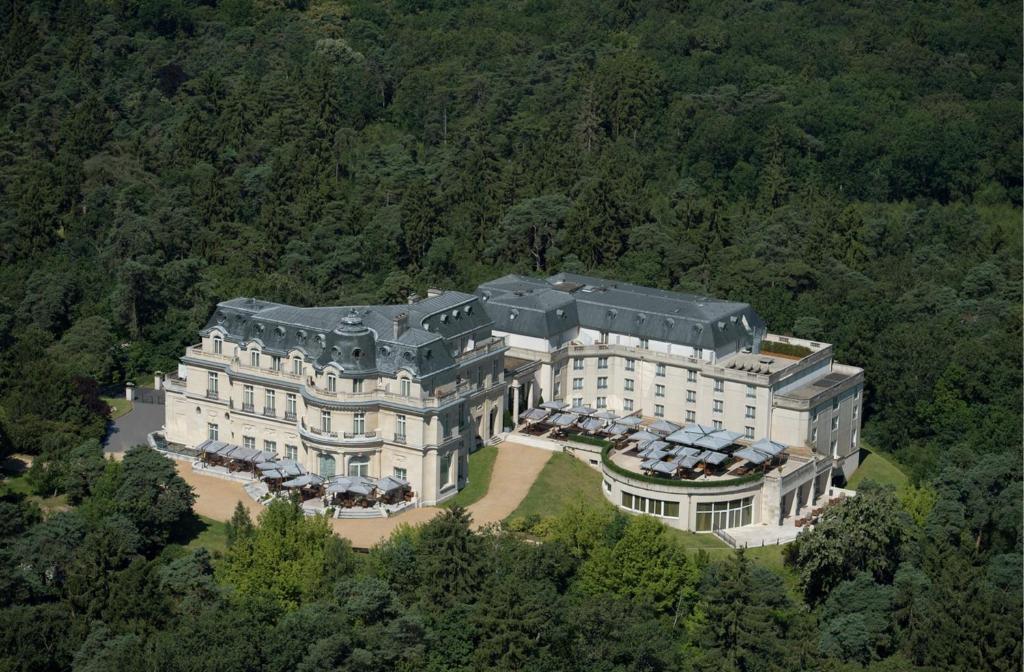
476;273;766;353
198;292;495;381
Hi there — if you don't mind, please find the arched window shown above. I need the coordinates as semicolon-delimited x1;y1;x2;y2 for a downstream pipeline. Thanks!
347;454;370;477
318;453;336;478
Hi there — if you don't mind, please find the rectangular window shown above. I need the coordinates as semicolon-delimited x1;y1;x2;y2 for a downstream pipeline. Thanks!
327;375;337;393
394;467;407;481
573;357;583;370
713;400;723;413
687;390;697;403
573;377;583;390
624;378;634;392
400;379;410;397
830;438;838;456
250;351;260;368
832;416;839;431
654;404;665;417
744;426;755;439
286;393;297;420
596;397;607;409
396;414;407;439
695;348;704;359
745;405;755;419
598;331;608;344
242;385;254;412
264;389;276;415
686;410;696;422
597;377;608;389
655;363;666;377
554;381;561;398
207;372;218;398
207;423;218;441
597;356;608;369
655;384;665;397
271;356;281;372
573;397;583;408
264;440;277;455
625;358;635;372
687;370;697;383
623;398;634;411
746;384;756;398
622;492;678;518
440;452;452;488
286;444;297;461
713;379;724;393
354;378;365;393
321;410;332;433
713;420;722;430
695;498;752;531
811;427;818;443
353;412;365;435
292;358;302;375
833;397;840;410
639;338;649;349
853;405;859;420
243;436;255;450
213;338;223;355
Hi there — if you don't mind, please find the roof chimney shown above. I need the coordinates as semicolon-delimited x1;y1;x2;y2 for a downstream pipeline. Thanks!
407;293;420;304
393;312;408;339
427;287;443;298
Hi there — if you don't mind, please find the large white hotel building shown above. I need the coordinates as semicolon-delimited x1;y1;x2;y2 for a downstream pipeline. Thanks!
165;272;863;528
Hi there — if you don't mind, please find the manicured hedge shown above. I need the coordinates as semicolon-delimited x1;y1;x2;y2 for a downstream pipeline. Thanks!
760;340;813;358
601;446;764;489
564;432;612;449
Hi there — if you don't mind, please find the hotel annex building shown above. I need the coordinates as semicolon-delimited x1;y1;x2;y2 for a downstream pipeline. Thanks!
165;272;863;526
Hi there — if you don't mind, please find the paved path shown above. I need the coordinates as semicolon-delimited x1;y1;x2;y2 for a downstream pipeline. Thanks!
175;441;552;549
105;400;164;455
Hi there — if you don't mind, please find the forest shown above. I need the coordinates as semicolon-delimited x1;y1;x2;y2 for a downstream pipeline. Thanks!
0;0;1020;670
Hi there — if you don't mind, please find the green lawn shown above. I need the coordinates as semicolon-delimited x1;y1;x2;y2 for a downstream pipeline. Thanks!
846;443;909;493
445;444;499;509
103;396;133;419
0;469;70;514
175;515;230;555
508;452;605;520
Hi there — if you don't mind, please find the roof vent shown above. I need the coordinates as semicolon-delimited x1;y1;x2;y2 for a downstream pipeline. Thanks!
392;312;408;339
407;293;420;304
759;358;774;366
427;288;443;298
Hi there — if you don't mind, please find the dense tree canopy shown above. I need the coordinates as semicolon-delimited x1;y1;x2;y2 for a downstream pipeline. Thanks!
0;0;1019;670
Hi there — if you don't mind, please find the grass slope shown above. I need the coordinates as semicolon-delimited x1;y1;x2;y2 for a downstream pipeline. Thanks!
509;452;605;520
445;444;498;509
846;443;909;493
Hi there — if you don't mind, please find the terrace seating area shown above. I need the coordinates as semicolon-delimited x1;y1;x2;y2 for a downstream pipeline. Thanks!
515;403;792;483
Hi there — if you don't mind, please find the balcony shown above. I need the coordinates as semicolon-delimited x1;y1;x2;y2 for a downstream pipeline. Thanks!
205;390;219;400
263;408;277;418
393;434;407;444
241;403;254;413
298;420;382;447
284;411;297;422
455;335;507;363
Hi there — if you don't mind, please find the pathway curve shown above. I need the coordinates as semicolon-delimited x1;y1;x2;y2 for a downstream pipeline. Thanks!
175;441;552;549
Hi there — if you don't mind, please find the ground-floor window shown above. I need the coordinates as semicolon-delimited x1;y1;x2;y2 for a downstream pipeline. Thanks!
318;453;336;478
695;497;753;531
393;467;407;481
243;436;255;450
285;444;298;461
264;440;277;456
347;454;369;477
440;452;453;488
621;492;680;518
207;423;218;441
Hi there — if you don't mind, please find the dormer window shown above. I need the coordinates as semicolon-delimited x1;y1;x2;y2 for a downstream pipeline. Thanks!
250;350;260;368
292;358;302;375
213;337;222;355
327;374;337;393
400;379;411;397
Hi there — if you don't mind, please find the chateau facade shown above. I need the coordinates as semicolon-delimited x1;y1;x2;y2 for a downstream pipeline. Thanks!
477;273;864;482
163;291;507;505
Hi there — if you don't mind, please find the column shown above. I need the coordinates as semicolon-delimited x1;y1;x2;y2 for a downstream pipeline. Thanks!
511;383;521;427
527;380;535;409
